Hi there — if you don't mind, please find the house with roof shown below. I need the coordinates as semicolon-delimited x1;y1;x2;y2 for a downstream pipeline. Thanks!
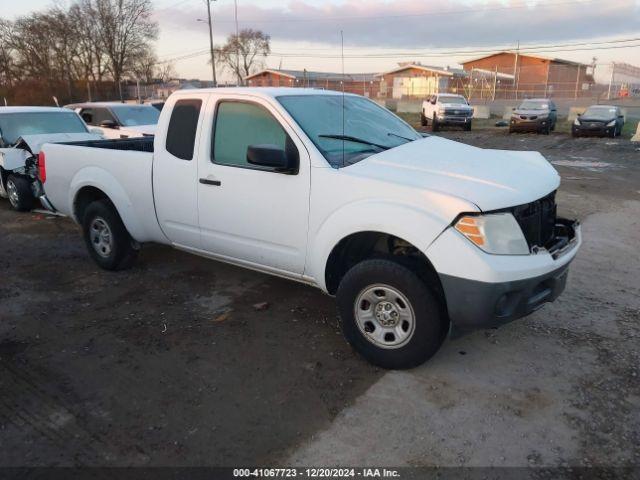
244;69;379;97
461;52;594;99
375;63;469;99
244;69;378;97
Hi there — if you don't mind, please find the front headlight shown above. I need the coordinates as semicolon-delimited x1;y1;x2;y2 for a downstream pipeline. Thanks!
606;120;616;127
574;118;581;126
455;213;529;255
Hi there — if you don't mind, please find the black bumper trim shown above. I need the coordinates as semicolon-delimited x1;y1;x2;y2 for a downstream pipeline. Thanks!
441;261;572;332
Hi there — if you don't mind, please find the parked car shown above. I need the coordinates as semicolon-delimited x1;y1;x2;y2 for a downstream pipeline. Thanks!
144;100;165;111
65;102;159;139
509;99;558;134
39;88;581;369
572;105;624;138
421;94;474;131
0;106;101;211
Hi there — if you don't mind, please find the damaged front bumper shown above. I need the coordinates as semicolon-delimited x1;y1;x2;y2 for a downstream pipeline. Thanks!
439;218;581;331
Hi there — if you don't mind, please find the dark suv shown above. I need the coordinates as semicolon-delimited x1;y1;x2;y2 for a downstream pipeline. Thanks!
509;99;557;134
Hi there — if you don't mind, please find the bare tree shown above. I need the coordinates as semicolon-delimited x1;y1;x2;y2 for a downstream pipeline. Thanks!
131;48;158;83
89;0;158;98
157;62;176;84
215;29;270;84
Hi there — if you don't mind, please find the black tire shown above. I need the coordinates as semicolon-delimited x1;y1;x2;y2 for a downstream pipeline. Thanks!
609;127;617;138
6;174;35;212
464;121;472;131
82;199;138;271
541;124;551;135
420;113;427;127
432;113;439;132
336;259;447;369
571;130;579;138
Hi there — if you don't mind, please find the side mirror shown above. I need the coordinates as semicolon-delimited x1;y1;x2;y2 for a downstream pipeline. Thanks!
99;120;118;129
431;100;436;105
247;144;298;173
577;113;582;117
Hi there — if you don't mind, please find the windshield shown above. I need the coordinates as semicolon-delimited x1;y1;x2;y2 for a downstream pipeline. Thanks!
110;105;160;127
439;96;467;105
278;94;421;168
518;100;549;110
0;111;88;146
582;106;617;120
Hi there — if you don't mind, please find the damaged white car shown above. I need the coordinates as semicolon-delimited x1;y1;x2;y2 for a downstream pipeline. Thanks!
0;107;102;211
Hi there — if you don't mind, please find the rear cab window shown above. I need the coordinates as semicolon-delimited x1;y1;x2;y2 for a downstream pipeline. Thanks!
165;99;203;160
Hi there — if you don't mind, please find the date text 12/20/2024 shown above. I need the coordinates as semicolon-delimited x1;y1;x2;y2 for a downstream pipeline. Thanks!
233;468;400;478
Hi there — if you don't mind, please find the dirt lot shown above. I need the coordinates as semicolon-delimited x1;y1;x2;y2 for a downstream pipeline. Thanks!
1;128;639;470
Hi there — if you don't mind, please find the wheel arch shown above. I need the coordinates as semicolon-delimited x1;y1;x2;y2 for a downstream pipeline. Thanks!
323;230;446;303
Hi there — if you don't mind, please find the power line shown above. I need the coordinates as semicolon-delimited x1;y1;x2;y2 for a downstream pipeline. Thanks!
208;0;606;24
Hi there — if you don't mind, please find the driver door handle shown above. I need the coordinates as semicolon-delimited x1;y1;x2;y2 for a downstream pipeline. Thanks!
199;178;221;186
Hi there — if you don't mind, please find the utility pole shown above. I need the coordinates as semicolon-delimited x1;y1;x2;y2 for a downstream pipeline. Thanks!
514;40;520;101
234;0;241;86
607;63;615;100
206;0;217;87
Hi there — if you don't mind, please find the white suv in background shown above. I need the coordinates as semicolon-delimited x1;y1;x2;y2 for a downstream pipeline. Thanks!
421;94;474;132
66;102;159;139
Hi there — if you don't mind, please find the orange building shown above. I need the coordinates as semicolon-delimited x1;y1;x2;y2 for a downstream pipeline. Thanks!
461;52;594;99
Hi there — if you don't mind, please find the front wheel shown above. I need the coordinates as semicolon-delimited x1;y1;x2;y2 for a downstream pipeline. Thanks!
420;113;427;126
6;174;35;212
432;113;440;132
82;199;138;271
464;121;472;131
336;259;448;369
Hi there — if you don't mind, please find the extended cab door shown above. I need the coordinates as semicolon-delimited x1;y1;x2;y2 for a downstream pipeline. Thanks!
153;94;209;248
196;96;310;276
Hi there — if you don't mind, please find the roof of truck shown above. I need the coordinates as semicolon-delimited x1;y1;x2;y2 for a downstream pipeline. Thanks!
0;106;71;114
173;87;354;98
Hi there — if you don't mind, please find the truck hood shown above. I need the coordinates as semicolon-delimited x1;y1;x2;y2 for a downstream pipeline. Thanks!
442;103;473;110
345;136;560;211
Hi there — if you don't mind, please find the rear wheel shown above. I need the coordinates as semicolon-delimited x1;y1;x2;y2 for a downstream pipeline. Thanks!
82;199;138;271
336;259;447;369
6;174;35;212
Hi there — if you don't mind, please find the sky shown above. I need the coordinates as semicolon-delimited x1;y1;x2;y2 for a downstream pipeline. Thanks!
6;0;640;83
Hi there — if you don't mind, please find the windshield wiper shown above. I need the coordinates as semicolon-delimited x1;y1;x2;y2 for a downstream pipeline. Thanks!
387;132;416;143
318;134;391;151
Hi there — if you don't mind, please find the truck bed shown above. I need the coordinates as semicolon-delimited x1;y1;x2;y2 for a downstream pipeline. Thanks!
41;139;166;244
61;136;154;153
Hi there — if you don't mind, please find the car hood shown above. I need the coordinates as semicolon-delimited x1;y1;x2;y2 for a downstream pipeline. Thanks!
345;136;560;212
578;116;613;123
17;133;103;154
513;109;550;116
121;124;156;135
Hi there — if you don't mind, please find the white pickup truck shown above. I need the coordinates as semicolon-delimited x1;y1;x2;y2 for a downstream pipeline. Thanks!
38;88;581;369
421;93;474;131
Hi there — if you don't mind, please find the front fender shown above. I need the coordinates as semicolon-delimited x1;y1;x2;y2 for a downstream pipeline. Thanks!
69;166;148;241
306;198;476;292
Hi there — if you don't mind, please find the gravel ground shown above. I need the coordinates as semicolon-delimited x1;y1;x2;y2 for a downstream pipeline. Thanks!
1;129;639;471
